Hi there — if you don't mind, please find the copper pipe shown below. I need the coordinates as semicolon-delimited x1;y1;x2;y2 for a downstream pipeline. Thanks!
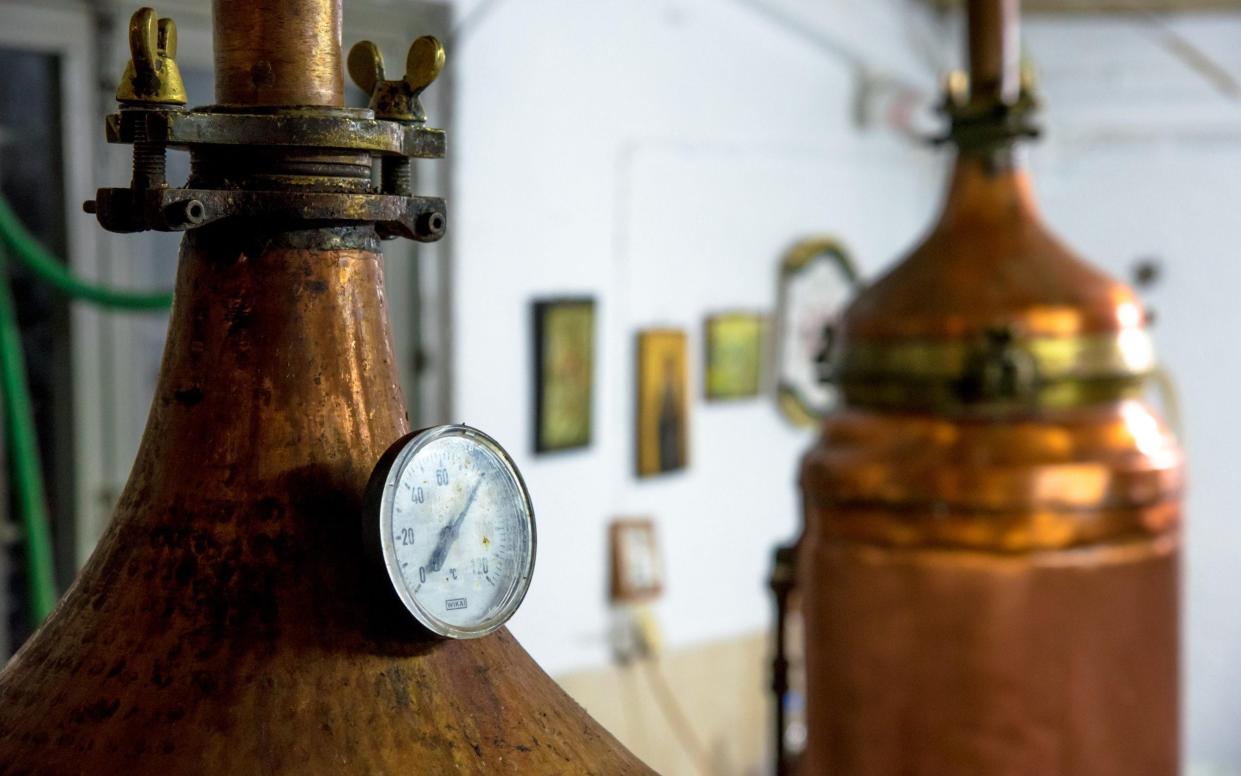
213;0;344;106
967;0;1020;104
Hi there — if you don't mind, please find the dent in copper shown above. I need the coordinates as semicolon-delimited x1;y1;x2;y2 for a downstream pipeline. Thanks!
0;225;652;774
213;0;345;106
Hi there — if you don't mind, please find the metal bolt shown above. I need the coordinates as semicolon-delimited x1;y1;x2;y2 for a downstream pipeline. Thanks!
166;198;207;227
382;157;412;196
131;117;167;190
415;210;445;239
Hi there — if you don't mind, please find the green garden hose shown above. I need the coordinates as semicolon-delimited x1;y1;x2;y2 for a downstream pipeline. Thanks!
0;197;172;310
0;195;173;624
0;248;57;621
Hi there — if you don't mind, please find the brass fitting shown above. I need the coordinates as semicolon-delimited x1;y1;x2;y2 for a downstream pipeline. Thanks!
348;36;445;195
933;59;1040;152
116;7;187;106
347;37;445;123
91;6;447;237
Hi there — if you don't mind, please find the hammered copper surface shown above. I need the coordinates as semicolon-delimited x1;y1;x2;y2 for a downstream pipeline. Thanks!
0;226;651;774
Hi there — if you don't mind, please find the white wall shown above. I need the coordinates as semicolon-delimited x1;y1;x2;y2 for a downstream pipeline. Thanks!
445;0;941;675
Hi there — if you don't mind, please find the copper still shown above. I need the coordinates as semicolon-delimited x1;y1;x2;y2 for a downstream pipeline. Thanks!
0;1;651;772
784;1;1184;774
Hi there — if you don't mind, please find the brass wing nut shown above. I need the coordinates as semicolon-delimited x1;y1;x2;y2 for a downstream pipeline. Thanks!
116;7;187;105
348;37;445;123
348;36;444;196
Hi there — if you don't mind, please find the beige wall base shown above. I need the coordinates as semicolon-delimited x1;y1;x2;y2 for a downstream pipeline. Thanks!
555;631;771;776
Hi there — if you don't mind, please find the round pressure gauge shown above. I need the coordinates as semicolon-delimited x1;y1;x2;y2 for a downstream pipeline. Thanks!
364;425;536;639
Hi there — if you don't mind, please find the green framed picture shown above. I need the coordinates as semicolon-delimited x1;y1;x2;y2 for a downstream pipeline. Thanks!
704;312;767;400
533;298;595;453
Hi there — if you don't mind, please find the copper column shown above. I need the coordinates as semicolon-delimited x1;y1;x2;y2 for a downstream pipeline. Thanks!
0;2;651;772
794;2;1183;774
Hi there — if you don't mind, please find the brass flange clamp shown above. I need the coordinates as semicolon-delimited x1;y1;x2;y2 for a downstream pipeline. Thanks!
931;65;1040;152
87;7;447;242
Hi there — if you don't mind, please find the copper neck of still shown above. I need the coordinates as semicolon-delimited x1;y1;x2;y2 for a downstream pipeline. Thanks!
213;0;345;106
937;150;1038;228
967;0;1020;106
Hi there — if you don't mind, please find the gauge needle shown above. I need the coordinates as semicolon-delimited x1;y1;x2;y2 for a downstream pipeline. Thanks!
427;474;485;573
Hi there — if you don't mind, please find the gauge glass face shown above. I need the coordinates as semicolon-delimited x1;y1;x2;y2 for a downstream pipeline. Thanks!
381;427;535;638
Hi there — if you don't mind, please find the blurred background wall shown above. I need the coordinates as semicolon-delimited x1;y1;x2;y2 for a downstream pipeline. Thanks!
445;3;938;772
446;1;1241;772
2;0;1241;773
448;0;939;673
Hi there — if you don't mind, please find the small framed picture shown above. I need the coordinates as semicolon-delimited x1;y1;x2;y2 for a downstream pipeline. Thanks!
704;312;767;400
533;298;595;453
609;518;663;603
636;329;689;477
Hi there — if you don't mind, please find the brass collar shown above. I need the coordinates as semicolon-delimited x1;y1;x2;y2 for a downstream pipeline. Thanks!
834;327;1155;413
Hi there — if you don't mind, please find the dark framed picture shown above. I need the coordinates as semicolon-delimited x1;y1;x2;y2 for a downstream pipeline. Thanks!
704;312;767;400
636;329;689;477
533;298;595;453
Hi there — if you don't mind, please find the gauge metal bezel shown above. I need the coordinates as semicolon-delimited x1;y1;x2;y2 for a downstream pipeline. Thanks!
365;424;537;639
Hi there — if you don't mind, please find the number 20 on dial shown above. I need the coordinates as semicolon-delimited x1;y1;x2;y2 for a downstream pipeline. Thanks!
363;425;537;639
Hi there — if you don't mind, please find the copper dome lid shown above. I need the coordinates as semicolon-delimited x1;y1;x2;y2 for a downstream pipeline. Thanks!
832;6;1154;414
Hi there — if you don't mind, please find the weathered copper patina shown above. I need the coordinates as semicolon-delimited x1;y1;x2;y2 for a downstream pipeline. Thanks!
0;1;652;773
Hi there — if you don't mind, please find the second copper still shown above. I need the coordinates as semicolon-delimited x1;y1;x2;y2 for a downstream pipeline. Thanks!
786;1;1184;774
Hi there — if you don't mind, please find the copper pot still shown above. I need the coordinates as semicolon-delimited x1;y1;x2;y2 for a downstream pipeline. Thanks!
783;1;1184;774
0;1;652;773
